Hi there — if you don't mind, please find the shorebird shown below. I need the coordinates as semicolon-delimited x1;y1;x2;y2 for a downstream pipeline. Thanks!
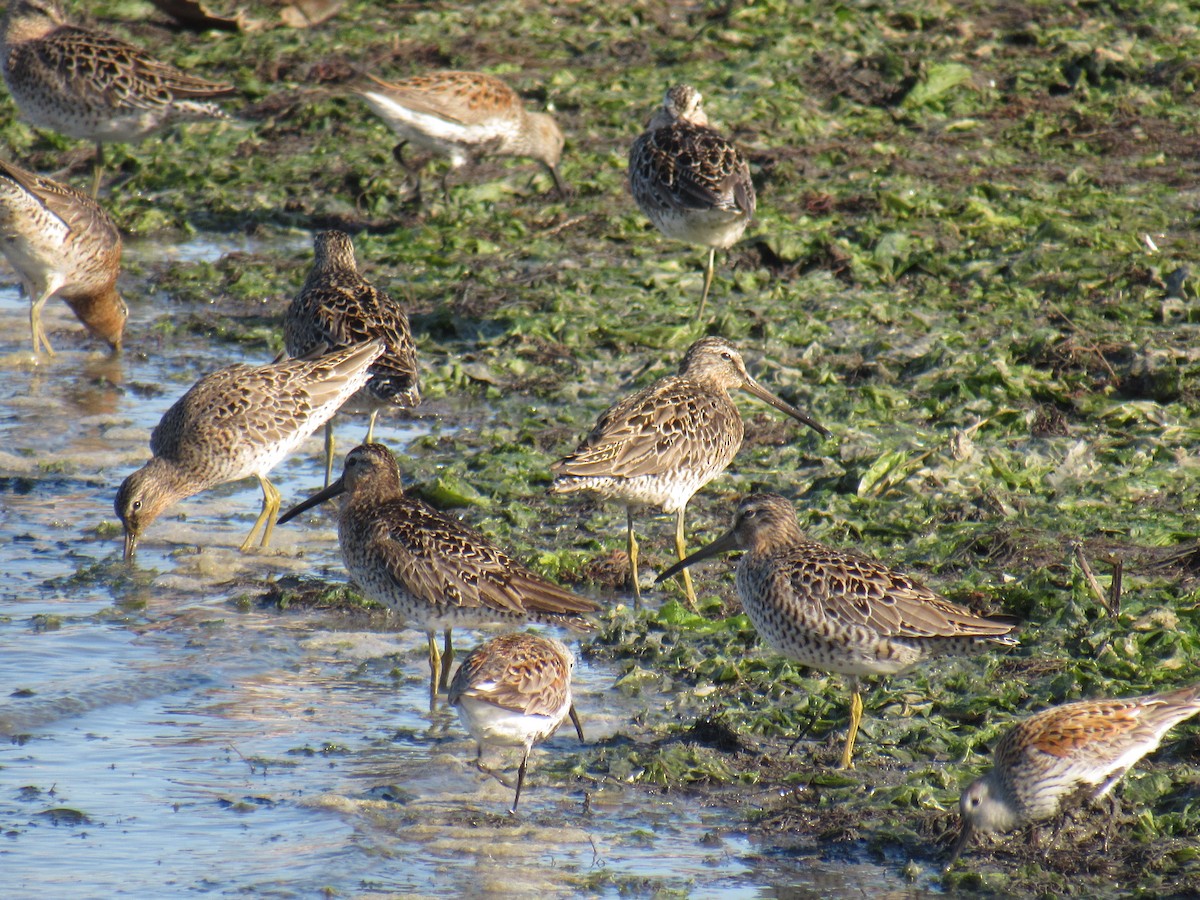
449;632;583;813
0;157;124;355
550;337;829;609
629;84;755;319
115;340;383;560
658;493;1019;768
353;69;565;203
284;230;420;485
0;0;234;195
277;442;599;708
949;682;1200;865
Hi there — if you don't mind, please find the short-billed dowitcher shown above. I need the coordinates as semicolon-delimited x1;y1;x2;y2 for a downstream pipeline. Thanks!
949;682;1200;865
284;230;420;485
629;84;755;319
0;157;124;355
353;70;565;203
276;442;599;707
658;493;1019;768
550;337;829;609
0;0;234;195
115;340;383;561
449;632;583;813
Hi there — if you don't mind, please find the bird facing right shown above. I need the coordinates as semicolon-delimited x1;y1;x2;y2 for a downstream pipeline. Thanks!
449;632;583;814
284;230;420;486
628;84;756;319
550;337;829;610
949;682;1200;865
0;0;234;195
657;493;1019;769
353;69;565;203
0;157;124;356
276;442;599;709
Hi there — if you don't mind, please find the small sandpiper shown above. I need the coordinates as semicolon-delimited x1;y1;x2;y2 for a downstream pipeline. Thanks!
116;340;383;560
0;157;124;356
277;442;599;708
284;230;420;485
949;681;1200;865
1;0;234;195
629;84;756;319
659;493;1019;768
551;337;829;609
449;632;583;813
353;69;565;203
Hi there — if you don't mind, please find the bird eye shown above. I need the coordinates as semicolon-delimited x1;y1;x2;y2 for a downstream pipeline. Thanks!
132;500;142;512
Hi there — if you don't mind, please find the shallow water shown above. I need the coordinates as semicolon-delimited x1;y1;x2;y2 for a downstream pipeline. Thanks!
0;248;936;897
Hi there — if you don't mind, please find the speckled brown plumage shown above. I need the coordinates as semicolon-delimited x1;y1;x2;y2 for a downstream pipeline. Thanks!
1;0;233;193
551;337;828;608
277;442;599;707
449;632;581;812
354;69;564;201
0;157;124;355
115;340;383;561
629;84;756;317
658;493;1018;767
950;682;1200;863
284;230;420;483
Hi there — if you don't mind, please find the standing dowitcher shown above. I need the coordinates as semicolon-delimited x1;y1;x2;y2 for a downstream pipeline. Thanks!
0;157;124;356
629;84;755;319
353;70;565;203
449;632;583;813
0;0;234;195
284;230;420;485
658;493;1019;768
550;337;829;609
277;442;599;708
949;682;1200;865
115;340;383;561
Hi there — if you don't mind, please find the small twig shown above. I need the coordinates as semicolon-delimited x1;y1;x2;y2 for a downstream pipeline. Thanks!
1072;541;1112;615
1046;301;1119;383
541;214;588;238
1108;558;1123;616
226;742;258;775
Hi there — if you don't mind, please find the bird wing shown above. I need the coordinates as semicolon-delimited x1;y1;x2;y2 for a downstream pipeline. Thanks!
27;26;232;110
551;376;740;480
369;498;599;621
0;158;118;245
150;346;378;463
360;71;518;128
631;124;756;216
285;273;420;405
449;635;571;716
780;543;1017;640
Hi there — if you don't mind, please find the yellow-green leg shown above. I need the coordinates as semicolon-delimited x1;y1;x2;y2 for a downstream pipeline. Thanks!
840;680;863;770
696;247;717;320
627;507;641;609
323;421;336;488
438;628;454;692
91;142;104;198
426;630;441;710
29;289;55;357
673;507;698;610
240;475;281;552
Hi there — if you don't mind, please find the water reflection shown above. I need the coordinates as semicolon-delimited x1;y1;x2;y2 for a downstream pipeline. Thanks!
0;241;919;897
